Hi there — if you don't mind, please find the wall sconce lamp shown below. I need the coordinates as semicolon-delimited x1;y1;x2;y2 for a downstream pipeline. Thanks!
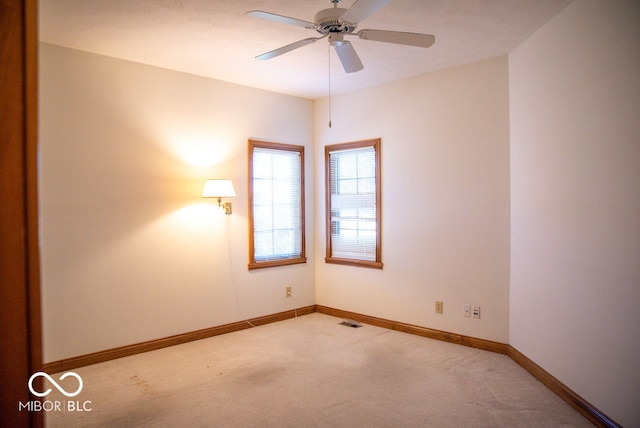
202;179;236;214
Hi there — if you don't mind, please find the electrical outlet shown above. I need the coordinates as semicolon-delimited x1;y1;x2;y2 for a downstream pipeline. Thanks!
464;305;471;318
472;305;481;319
286;286;292;297
435;301;443;314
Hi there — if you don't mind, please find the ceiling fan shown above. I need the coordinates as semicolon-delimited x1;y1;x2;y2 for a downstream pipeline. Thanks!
246;0;435;73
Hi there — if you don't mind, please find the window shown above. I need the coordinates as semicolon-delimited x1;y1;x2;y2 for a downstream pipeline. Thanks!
325;139;382;269
248;140;306;269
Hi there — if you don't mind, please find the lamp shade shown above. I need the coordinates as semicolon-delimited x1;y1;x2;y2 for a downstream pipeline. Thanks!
202;179;236;198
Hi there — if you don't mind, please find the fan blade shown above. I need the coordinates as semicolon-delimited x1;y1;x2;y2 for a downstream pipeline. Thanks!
255;37;321;60
341;0;392;24
357;29;435;48
246;10;315;29
334;41;364;73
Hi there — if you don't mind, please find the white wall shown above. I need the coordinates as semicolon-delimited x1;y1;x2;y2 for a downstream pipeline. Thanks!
314;57;511;343
509;1;640;426
39;43;315;362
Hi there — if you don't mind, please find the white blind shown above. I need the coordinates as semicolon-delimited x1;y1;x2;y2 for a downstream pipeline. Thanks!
252;147;302;261
328;146;377;261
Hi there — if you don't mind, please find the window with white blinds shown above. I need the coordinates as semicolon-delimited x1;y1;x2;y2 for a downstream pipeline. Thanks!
248;140;306;270
325;139;382;269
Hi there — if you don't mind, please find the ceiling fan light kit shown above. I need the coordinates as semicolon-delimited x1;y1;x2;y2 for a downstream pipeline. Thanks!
247;0;435;73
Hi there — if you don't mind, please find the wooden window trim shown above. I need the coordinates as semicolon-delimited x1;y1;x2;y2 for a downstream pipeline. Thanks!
248;139;306;270
325;138;382;269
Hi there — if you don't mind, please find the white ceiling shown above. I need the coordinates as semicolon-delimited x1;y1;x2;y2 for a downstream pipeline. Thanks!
39;0;572;100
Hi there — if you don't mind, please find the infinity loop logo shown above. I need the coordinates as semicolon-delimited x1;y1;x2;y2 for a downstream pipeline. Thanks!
28;372;83;398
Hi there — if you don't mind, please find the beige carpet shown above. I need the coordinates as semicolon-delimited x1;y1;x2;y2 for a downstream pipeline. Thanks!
45;313;591;427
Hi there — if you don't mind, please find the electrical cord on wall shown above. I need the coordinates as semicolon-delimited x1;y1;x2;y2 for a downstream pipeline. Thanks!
223;212;301;326
225;214;256;328
289;292;299;320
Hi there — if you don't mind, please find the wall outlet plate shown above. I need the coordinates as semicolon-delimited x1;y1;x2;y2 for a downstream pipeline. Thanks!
286;286;292;297
464;305;471;318
435;301;443;314
472;306;481;319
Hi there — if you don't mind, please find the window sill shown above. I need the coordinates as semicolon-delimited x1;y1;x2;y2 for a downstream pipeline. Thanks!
325;257;383;269
249;257;307;270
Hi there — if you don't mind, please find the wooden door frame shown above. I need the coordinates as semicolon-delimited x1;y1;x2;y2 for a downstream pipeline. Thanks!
0;0;43;426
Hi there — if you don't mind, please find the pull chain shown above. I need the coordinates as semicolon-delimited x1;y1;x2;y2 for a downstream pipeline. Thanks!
328;42;332;128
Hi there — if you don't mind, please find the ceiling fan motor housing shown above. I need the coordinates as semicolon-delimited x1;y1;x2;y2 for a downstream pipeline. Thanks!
314;8;356;35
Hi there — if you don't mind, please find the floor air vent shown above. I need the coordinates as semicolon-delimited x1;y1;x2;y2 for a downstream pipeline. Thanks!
339;319;362;328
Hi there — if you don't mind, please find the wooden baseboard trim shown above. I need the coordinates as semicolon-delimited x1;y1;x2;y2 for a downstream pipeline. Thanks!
315;305;510;355
43;305;315;373
508;346;620;428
